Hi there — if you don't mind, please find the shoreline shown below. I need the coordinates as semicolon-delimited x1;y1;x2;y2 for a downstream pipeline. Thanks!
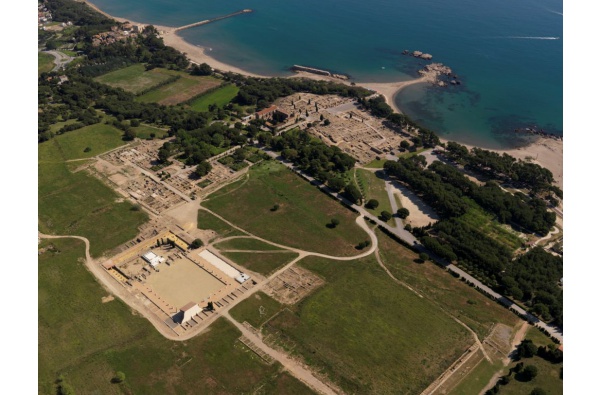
82;0;562;186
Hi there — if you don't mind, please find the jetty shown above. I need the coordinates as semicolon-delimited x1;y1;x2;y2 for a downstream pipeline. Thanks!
174;9;253;32
291;65;349;80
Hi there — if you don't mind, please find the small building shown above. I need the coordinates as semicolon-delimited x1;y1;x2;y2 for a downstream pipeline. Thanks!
180;302;201;323
235;273;250;284
142;251;165;267
255;106;289;123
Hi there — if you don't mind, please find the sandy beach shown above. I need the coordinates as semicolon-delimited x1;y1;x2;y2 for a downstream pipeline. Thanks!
83;0;562;188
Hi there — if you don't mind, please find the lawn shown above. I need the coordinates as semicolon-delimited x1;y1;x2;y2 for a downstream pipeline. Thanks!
38;238;313;394
132;124;169;140
221;251;299;276
230;291;283;328
94;64;174;95
500;356;562;395
136;69;222;105
38;132;146;257
364;158;387;169
354;168;393;215
262;255;473;394
189;84;240;112
376;229;519;340
40;123;125;161
38;51;55;75
448;358;503;395
203;161;367;256
214;237;285;251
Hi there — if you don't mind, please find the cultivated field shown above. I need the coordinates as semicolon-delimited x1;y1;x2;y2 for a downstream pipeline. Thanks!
221;251;299;276
94;64;174;95
260;255;473;394
41;123;125;161
189;84;239;112
38;239;313;394
203;161;367;256
376;229;519;340
136;69;222;105
38;131;146;257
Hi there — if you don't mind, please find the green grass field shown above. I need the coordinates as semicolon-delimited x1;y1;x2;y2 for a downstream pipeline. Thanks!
230;292;283;328
354;169;393;215
189;84;240;112
197;209;246;241
214;237;285;251
458;205;523;251
136;70;221;105
39;130;146;257
261;255;472;394
376;229;519;340
38;238;313;394
500;356;562;395
448;358;503;395
40;123;125;161
364;158;387;169
203;161;367;256
221;251;299;276
94;64;174;95
38;51;55;75
132;124;169;140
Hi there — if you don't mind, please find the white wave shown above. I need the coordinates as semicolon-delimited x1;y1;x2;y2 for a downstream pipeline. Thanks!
504;36;561;40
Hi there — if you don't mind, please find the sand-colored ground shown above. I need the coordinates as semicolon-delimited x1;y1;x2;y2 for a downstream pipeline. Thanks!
145;255;227;308
391;183;440;227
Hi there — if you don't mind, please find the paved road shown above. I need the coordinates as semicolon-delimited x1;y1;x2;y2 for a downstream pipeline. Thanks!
43;50;75;72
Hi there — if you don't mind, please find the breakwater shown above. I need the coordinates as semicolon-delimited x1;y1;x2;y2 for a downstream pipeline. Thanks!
174;9;253;32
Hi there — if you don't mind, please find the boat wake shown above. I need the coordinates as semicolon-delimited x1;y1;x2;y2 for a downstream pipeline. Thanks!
506;36;560;40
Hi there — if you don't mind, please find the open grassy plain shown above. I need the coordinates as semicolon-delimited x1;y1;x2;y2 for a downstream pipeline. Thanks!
132;124;169;140
222;251;299;276
38;130;146;257
258;255;472;394
214;237;285;251
354;168;393;215
42;123;125;161
94;64;174;94
38;51;55;75
197;209;245;240
136;69;222;105
38;238;314;394
230;291;283;328
376;229;519;340
203;161;367;256
189;84;239;112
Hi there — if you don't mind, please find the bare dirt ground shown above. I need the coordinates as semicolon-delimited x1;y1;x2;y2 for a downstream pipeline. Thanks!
390;182;440;227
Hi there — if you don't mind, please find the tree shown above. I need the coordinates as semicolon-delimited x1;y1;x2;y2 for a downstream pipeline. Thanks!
343;184;362;205
191;63;212;76
158;148;170;163
191;239;203;249
513;362;524;374
400;140;411;149
194;161;212;177
123;129;136;141
320;114;324;121
366;199;379;209
324;119;331;126
112;371;126;383
516;339;537;359
380;210;392;222
521;365;538;381
130;119;140;127
329;218;340;228
404;223;412;231
271;204;280;212
84;146;92;152
530;388;547;395
419;252;429;262
327;176;346;192
397;207;410;219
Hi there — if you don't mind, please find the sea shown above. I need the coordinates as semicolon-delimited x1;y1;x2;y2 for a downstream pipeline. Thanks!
90;0;563;149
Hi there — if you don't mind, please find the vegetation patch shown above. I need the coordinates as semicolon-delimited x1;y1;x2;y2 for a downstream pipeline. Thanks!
264;255;472;394
189;84;240;112
203;161;367;256
132;124;169;140
38;51;55;75
40;123;125;161
197;209;245;240
38;238;311;394
222;251;299;276
354;169;393;215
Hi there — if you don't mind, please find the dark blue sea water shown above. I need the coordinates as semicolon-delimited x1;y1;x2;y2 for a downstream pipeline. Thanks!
90;0;563;149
